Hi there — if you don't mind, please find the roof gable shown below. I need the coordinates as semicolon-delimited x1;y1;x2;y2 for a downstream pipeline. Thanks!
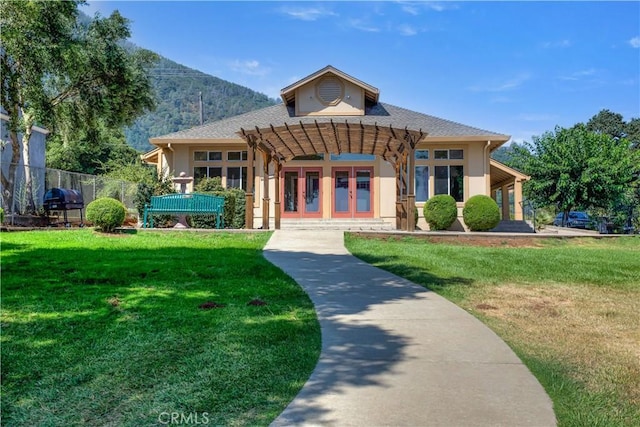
280;65;379;106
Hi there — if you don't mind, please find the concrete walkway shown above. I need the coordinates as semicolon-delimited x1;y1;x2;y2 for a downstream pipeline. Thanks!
264;230;556;427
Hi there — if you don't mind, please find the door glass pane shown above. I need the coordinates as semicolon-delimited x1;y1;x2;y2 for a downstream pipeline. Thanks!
356;170;371;212
305;171;320;213
284;171;298;212
334;171;350;212
415;166;429;202
434;166;449;195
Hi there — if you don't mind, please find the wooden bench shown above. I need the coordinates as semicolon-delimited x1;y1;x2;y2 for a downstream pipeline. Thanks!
142;193;225;229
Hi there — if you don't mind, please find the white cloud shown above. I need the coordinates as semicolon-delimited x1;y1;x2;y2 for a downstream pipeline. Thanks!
397;1;457;15
469;73;531;92
279;6;337;21
398;24;418;36
558;68;597;81
349;18;380;33
629;36;640;48
228;60;270;77
541;39;572;49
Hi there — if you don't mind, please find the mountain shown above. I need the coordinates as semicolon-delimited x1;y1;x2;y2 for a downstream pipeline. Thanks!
126;56;279;152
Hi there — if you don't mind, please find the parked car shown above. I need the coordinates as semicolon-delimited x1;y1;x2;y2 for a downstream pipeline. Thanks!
553;211;591;229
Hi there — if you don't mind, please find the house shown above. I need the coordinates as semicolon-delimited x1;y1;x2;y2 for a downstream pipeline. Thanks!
143;66;528;231
1;113;49;215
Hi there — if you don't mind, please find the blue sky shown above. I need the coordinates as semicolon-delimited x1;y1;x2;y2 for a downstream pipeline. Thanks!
85;1;640;144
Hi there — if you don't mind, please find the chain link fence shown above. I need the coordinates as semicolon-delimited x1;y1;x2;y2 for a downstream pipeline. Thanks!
1;162;137;225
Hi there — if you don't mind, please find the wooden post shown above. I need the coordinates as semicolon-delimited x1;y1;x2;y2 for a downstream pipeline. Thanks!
501;184;511;220
394;160;402;230
274;160;281;230
406;144;416;232
514;180;524;220
400;152;408;231
262;151;271;230
245;143;255;229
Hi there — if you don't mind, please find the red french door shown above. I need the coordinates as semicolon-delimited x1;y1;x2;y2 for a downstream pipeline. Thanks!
281;167;322;218
332;167;374;218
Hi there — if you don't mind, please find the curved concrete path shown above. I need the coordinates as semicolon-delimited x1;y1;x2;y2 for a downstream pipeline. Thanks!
264;230;556;427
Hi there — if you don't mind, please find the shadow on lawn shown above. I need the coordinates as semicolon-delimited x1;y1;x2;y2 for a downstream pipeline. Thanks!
263;247;474;425
1;242;318;426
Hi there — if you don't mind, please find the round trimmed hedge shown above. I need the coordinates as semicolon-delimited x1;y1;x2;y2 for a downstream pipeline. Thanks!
463;195;500;231
86;197;126;232
423;195;457;230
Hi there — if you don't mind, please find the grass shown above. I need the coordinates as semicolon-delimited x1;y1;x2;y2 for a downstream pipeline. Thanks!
1;229;320;427
345;234;640;427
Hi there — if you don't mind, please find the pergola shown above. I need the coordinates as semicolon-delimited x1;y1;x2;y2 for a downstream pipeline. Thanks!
238;120;426;231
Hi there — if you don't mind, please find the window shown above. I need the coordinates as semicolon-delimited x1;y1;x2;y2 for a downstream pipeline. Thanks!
434;149;463;160
434;150;448;160
227;166;247;190
330;153;375;161
415;166;429;202
194;167;222;183
415;150;429;160
194;151;222;161
227;151;248;161
435;165;464;202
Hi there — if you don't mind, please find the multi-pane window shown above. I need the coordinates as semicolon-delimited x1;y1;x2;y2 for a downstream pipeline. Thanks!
227;151;248;161
415;148;464;202
194;151;222;161
194;167;222;182
434;149;463;160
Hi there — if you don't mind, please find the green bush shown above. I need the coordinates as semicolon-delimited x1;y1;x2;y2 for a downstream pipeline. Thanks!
463;195;501;231
423;195;457;230
190;178;245;229
86;198;126;232
135;177;176;227
0;207;4;223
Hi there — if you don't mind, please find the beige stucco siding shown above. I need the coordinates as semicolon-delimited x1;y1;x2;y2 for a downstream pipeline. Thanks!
296;80;364;116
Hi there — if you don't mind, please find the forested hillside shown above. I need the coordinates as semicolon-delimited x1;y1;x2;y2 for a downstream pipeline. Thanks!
126;56;278;152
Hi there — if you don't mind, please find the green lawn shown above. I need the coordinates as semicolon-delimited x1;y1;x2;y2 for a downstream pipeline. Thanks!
1;230;320;426
345;234;640;427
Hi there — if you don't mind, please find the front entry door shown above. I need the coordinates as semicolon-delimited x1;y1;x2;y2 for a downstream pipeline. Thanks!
282;168;322;218
332;167;374;218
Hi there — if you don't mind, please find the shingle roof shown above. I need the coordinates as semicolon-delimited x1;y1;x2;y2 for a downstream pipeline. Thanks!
151;102;508;142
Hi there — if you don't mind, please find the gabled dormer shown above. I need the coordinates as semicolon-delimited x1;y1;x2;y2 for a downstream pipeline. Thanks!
280;65;380;117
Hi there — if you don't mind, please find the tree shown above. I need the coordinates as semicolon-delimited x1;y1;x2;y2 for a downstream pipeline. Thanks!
0;0;156;213
586;109;627;139
517;124;638;225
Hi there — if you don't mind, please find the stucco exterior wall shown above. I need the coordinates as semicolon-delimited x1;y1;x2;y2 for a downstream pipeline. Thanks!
296;80;364;116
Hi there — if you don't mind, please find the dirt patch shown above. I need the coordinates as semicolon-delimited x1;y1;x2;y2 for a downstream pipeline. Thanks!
247;299;267;306
198;301;226;310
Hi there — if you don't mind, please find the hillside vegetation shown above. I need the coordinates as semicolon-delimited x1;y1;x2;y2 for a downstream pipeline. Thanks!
126;56;278;152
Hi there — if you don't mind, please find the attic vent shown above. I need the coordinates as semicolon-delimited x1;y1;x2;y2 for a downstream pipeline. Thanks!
316;76;344;106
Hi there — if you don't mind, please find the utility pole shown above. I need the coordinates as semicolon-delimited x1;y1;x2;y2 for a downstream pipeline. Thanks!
199;91;204;126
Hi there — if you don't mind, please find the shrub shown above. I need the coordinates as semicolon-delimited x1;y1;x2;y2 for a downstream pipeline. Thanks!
86;198;126;232
414;205;419;228
0;207;4;223
190;178;245;229
135;177;176;227
463;195;501;231
423;195;457;230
